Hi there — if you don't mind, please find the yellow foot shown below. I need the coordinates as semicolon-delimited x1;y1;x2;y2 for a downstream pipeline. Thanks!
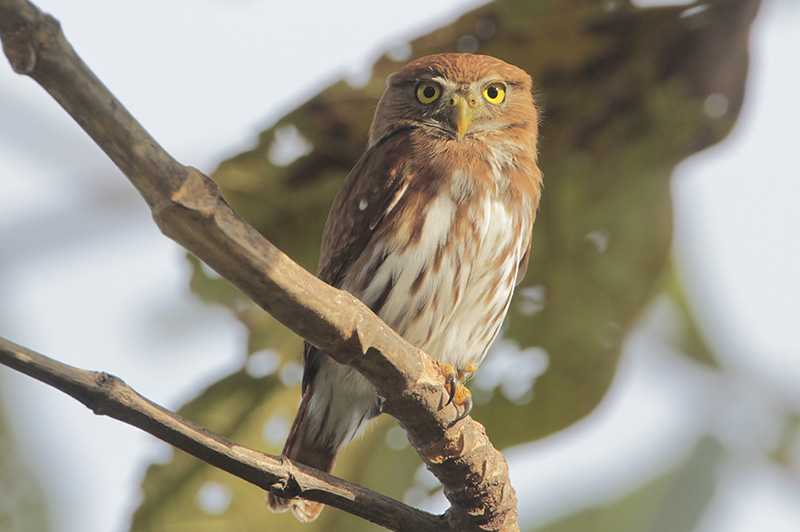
459;361;478;381
441;363;476;421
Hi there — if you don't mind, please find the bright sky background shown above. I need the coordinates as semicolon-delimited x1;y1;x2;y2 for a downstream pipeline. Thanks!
0;1;798;531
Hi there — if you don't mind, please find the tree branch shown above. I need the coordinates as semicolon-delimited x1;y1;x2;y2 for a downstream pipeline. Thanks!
0;336;442;532
0;0;518;531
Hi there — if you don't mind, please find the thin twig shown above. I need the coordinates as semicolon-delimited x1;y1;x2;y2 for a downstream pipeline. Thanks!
0;336;444;532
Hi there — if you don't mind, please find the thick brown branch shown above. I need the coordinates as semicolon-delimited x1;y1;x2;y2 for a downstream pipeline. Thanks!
0;0;519;530
0;336;443;532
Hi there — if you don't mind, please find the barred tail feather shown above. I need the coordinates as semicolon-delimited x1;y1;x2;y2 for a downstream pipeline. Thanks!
266;388;337;522
267;357;380;522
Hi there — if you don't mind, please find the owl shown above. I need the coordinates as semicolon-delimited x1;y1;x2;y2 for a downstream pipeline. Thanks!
268;53;542;521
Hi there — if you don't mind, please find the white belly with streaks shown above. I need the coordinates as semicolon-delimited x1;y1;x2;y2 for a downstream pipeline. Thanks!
364;185;521;369
309;168;525;452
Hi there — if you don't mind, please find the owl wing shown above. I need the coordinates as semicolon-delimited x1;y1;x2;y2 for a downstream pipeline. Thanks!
316;131;413;288
302;129;415;393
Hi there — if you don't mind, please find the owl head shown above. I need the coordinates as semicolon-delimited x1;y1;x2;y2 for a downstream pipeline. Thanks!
368;53;537;147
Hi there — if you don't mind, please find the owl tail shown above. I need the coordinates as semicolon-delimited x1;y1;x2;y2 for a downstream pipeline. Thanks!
266;388;337;522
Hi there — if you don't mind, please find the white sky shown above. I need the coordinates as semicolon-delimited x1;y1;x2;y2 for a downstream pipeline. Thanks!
0;1;798;531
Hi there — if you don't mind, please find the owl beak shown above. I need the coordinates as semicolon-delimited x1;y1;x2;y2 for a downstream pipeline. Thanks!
449;93;475;138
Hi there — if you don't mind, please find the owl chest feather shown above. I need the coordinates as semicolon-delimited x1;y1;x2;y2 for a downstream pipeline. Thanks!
342;150;529;368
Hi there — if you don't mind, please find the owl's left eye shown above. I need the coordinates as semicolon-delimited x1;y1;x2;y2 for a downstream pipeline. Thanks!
416;82;441;104
482;82;506;104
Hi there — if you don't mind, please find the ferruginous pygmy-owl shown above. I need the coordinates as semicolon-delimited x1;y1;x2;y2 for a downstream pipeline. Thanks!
268;53;542;521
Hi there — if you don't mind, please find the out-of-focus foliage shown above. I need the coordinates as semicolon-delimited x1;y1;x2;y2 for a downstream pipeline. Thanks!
0;400;49;532
534;438;725;532
131;0;763;530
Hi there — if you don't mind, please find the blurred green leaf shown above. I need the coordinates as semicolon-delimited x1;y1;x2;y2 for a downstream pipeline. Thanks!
0;397;50;532
130;370;285;531
133;0;759;529
531;437;724;532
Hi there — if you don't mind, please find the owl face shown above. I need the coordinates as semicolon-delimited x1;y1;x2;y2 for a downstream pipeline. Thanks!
409;76;510;138
368;53;536;146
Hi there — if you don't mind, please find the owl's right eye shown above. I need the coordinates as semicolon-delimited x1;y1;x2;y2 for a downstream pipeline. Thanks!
416;82;441;104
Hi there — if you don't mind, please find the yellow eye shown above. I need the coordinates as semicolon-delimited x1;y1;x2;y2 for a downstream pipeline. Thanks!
416;82;441;104
482;82;506;104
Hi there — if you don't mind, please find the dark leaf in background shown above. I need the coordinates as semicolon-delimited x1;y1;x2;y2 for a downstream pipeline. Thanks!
132;0;760;530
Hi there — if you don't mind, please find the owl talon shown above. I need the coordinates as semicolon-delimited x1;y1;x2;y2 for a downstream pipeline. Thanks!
451;383;473;422
442;364;458;406
455;393;473;422
447;375;459;406
441;363;474;420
